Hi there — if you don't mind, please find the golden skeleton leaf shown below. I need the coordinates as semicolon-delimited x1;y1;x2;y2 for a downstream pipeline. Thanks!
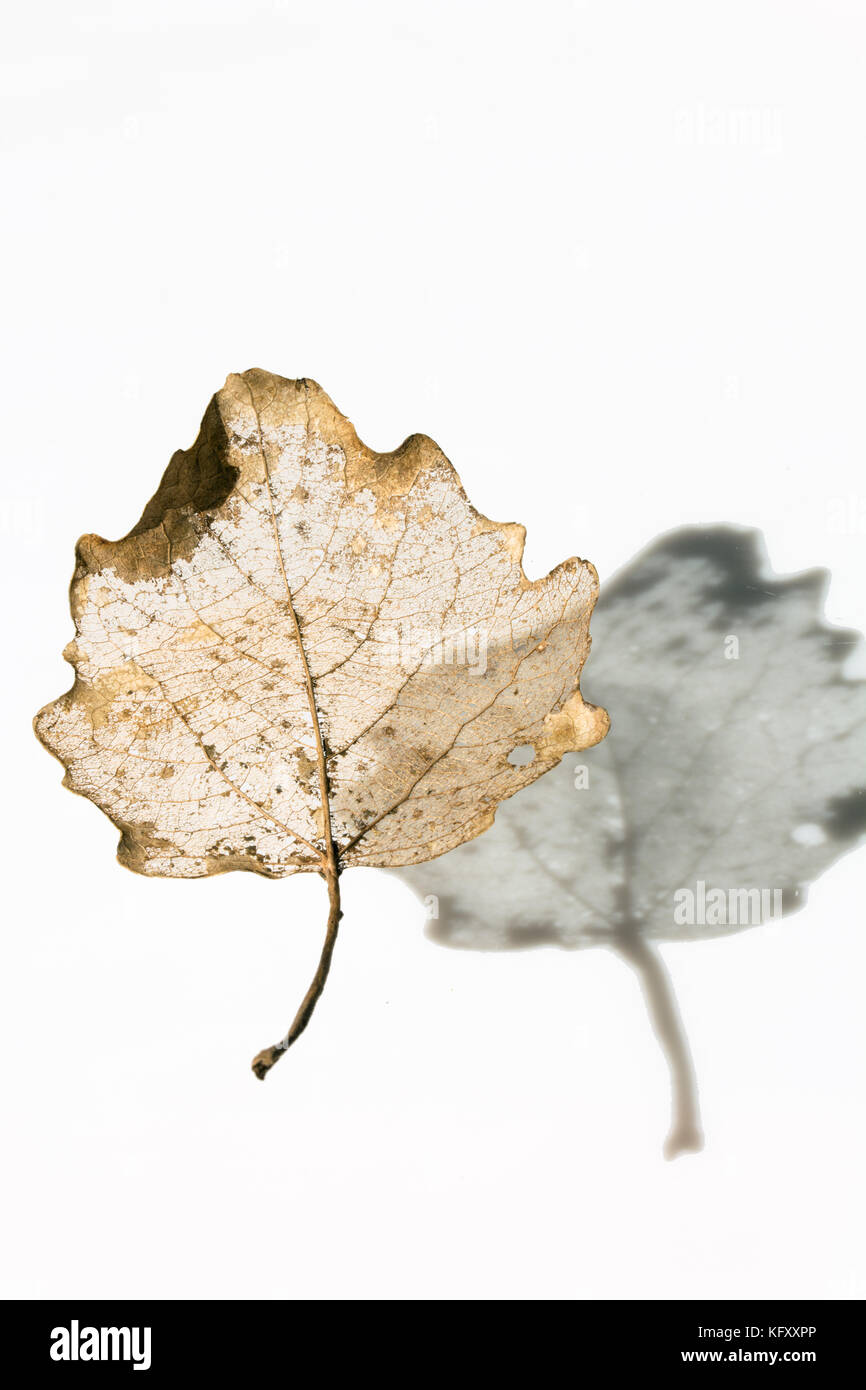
35;370;608;1073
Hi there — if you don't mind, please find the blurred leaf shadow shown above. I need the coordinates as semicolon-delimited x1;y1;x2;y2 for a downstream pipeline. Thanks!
389;526;866;1157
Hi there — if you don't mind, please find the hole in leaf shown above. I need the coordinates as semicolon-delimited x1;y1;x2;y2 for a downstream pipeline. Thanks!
507;744;536;768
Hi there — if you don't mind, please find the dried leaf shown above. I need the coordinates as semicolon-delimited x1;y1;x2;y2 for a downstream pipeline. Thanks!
34;369;608;1072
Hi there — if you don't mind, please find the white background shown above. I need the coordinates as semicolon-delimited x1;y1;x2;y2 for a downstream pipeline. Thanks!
2;0;864;1299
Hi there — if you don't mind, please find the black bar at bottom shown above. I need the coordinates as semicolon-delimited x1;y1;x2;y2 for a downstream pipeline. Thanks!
0;1298;859;1374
